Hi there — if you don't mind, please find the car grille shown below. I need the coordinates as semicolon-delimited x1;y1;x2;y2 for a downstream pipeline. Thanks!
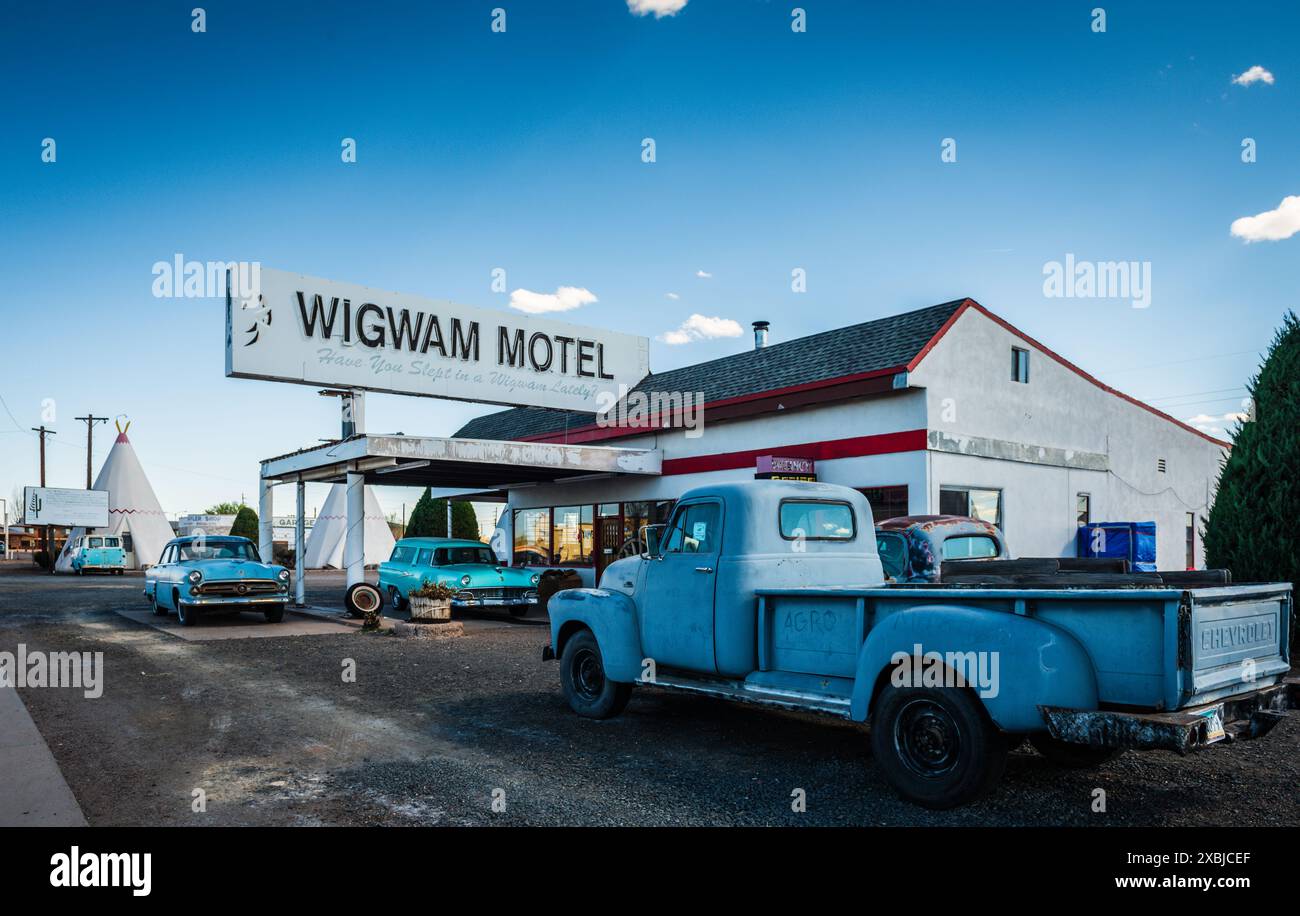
197;580;282;597
456;587;533;601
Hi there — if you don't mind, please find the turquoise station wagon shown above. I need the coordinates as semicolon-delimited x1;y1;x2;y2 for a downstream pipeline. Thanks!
379;538;540;617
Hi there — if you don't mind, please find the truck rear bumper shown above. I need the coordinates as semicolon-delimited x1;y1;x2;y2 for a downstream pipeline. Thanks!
1040;677;1299;755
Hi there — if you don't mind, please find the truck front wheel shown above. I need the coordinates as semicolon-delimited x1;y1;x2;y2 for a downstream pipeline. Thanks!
560;630;632;719
871;684;1007;809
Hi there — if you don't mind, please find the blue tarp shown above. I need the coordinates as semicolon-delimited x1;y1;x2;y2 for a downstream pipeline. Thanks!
1076;522;1158;572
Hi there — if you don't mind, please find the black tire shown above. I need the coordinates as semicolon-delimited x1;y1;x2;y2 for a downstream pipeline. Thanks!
870;684;1007;809
264;603;286;623
559;629;632;719
387;586;407;613
1029;733;1121;769
150;588;167;616
345;582;383;619
175;591;200;627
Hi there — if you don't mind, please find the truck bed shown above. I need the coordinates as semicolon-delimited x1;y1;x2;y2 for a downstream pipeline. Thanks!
754;582;1293;713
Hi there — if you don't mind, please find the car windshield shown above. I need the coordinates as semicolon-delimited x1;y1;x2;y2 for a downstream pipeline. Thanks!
178;541;257;561
439;547;496;565
876;532;907;579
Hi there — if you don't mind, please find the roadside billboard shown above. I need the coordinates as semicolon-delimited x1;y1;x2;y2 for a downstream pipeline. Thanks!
226;268;650;413
23;487;110;528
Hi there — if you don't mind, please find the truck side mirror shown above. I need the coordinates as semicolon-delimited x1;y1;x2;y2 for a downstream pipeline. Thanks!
641;524;665;559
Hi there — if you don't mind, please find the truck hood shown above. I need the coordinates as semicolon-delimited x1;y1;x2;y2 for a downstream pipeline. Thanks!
598;556;643;596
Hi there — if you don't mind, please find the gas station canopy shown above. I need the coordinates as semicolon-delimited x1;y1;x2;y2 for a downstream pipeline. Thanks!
260;433;662;491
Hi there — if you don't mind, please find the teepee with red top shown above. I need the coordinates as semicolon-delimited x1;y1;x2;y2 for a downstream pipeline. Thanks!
55;420;175;571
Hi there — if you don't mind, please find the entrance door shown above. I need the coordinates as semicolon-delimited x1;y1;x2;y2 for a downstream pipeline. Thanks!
640;499;722;674
595;513;623;577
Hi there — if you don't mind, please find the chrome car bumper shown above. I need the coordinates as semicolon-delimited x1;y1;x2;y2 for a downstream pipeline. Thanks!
451;591;538;608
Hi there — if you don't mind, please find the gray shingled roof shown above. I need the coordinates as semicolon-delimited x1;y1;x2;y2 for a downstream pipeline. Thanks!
454;299;966;442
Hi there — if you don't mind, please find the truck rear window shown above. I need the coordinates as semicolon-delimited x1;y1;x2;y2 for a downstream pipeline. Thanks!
780;501;855;540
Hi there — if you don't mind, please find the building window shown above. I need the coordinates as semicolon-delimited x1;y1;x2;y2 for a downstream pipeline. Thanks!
552;505;594;567
1076;493;1090;526
1185;512;1196;570
512;508;551;566
858;485;909;523
1011;347;1030;383
939;486;1003;528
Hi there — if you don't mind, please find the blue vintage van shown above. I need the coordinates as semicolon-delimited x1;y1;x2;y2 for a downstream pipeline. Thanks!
379;538;540;616
67;534;127;575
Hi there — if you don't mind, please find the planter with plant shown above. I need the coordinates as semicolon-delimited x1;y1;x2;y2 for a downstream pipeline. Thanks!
408;580;457;621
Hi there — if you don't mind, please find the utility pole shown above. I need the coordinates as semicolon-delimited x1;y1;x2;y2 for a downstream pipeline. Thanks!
74;415;108;489
32;426;56;571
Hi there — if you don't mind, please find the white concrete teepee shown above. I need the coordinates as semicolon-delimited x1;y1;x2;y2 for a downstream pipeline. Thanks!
301;483;395;569
56;421;176;571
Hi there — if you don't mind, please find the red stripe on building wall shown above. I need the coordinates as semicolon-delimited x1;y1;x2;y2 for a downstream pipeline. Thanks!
660;428;927;476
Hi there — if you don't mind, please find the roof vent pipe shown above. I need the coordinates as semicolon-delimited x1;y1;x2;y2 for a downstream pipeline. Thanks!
752;320;770;350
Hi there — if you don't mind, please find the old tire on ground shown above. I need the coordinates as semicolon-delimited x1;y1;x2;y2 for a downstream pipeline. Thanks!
345;582;383;619
175;592;200;627
871;684;1007;809
560;629;632;719
264;603;286;623
1029;733;1120;769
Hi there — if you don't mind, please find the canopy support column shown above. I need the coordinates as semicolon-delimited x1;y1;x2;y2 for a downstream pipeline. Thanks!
294;480;306;606
258;478;273;563
344;470;365;588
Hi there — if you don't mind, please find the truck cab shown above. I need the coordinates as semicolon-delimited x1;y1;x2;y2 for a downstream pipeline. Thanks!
544;480;1296;808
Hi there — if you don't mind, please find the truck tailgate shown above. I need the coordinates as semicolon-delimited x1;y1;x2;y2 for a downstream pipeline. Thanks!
1186;585;1293;705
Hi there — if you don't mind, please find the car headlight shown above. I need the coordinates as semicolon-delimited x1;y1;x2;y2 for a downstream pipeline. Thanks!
278;569;290;581
187;570;202;584
530;574;540;585
460;575;472;586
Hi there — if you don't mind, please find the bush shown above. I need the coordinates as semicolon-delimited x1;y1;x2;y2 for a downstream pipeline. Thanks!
229;505;259;541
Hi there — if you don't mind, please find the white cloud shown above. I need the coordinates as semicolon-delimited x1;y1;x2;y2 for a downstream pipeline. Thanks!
1185;411;1248;439
1230;195;1300;242
627;0;688;18
665;292;680;299
695;269;712;278
659;313;743;345
1231;65;1274;86
507;285;597;314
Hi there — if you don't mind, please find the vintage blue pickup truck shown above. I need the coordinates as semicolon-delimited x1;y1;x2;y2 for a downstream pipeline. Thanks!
543;480;1296;808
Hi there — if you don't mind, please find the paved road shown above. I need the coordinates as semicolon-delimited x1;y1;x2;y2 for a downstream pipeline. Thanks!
1;567;1297;826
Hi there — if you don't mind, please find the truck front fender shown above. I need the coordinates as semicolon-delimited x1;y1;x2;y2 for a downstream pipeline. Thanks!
548;588;644;684
850;605;1099;732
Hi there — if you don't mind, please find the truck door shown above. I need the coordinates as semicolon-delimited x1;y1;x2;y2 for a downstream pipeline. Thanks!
641;499;721;673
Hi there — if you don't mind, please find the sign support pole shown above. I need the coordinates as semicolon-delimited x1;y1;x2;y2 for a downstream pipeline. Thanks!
294;480;306;607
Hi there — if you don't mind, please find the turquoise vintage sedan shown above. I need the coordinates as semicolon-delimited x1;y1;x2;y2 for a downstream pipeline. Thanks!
379;538;540;617
144;535;291;626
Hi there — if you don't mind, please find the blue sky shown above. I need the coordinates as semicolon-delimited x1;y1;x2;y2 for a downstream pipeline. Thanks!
2;0;1297;521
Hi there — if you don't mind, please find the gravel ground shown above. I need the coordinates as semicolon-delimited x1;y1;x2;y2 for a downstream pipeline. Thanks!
2;564;1296;826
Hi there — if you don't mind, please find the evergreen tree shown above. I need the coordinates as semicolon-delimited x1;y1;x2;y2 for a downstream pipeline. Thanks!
229;505;259;540
452;501;481;540
1204;313;1300;613
405;488;436;537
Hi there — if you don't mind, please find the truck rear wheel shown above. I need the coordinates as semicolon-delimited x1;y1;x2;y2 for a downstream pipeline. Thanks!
1029;733;1120;769
871;684;1007;809
560;630;632;719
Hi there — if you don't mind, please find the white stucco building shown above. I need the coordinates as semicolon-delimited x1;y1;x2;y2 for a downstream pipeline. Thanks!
453;298;1228;584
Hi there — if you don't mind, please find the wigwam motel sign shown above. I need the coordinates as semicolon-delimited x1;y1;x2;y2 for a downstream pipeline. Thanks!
226;268;650;412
